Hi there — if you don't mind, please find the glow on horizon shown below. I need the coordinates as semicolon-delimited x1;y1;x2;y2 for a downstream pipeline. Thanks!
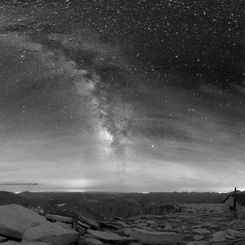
0;13;244;194
63;179;97;188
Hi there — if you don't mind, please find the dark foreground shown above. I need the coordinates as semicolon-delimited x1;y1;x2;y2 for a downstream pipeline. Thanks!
1;191;245;245
0;202;245;245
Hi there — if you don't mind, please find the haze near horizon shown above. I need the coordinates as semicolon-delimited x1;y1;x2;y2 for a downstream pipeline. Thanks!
0;0;244;193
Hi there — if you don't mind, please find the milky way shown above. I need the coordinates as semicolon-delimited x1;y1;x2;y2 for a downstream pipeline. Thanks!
0;0;245;192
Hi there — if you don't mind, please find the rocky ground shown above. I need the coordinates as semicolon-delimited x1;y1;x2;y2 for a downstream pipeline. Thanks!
0;203;245;245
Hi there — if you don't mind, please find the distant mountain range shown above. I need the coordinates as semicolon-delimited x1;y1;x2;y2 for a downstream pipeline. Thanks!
0;190;231;219
0;183;39;185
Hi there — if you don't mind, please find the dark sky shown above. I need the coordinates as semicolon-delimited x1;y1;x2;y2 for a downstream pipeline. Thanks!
0;0;245;192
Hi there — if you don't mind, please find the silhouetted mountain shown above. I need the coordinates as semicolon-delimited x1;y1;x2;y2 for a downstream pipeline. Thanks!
0;190;230;219
0;191;30;206
16;191;228;218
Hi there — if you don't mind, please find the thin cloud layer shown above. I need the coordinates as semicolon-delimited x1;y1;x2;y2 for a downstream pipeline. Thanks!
0;1;244;192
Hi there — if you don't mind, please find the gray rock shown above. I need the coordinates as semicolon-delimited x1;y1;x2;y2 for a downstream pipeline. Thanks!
22;243;49;245
23;222;79;245
115;221;133;228
55;221;73;230
192;225;202;229
168;219;181;223
0;204;47;239
77;221;90;229
227;229;245;238
0;236;7;243
208;224;218;229
193;235;205;240
78;237;104;245
0;242;19;245
1;242;49;245
210;231;227;243
46;214;73;224
193;228;210;235
146;220;157;225
234;241;245;245
76;225;86;235
88;229;135;242
79;216;99;229
124;228;185;245
187;241;210;245
225;234;234;239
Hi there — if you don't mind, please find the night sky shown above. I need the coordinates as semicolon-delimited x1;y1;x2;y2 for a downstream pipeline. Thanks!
0;0;245;192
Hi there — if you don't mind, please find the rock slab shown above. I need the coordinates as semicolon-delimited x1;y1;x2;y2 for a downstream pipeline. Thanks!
125;228;185;245
1;242;50;245
23;223;79;245
0;236;7;243
88;229;135;242
79;216;99;229
46;214;73;224
0;204;47;239
193;228;210;235
78;237;104;245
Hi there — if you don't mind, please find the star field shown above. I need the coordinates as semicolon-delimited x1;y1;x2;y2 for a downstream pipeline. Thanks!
0;0;244;192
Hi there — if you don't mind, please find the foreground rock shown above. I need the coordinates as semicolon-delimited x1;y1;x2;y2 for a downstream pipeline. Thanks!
193;235;205;241
209;231;227;243
79;216;99;229
1;242;50;245
0;236;7;243
78;236;104;245
4;202;245;245
45;214;73;224
88;229;135;242
78;221;90;229
55;221;73;230
124;228;185;244
227;229;245;238
192;228;210;235
23;223;79;245
187;242;209;245
0;204;47;239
